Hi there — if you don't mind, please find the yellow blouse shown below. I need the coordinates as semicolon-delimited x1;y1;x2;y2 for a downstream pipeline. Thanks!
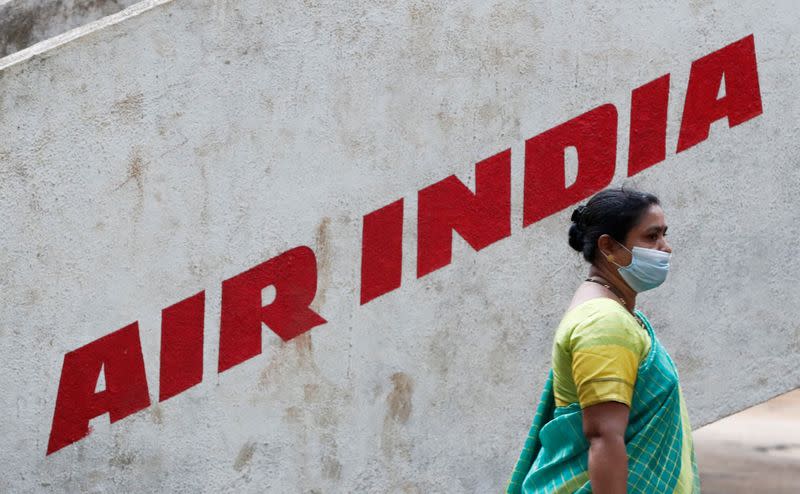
551;297;652;408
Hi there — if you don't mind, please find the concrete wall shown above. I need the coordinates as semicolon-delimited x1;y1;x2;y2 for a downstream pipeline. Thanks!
0;0;798;492
0;0;141;58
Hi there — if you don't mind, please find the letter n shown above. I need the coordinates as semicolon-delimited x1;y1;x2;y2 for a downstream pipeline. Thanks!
218;246;327;373
523;104;617;227
677;34;762;153
47;323;150;455
417;149;511;278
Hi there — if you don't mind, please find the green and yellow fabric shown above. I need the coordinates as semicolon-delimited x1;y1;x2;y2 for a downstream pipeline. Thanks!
506;298;700;493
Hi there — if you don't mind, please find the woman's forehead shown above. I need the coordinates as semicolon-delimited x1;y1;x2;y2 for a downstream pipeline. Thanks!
635;205;667;229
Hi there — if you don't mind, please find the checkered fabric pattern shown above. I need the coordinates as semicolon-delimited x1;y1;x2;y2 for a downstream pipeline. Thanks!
506;310;700;493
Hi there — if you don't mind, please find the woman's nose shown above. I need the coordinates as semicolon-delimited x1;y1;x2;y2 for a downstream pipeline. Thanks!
661;238;672;254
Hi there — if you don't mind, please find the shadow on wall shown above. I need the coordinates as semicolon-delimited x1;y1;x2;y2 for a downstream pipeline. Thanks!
0;0;141;58
694;388;800;494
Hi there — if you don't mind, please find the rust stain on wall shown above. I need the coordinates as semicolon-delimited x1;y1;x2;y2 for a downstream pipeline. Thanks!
233;441;256;472
150;404;164;425
294;332;313;359
381;371;414;480
114;148;147;211
311;217;332;313
108;449;135;469
673;352;704;374
386;372;414;424
283;406;302;424
110;92;145;122
303;383;320;402
321;452;342;480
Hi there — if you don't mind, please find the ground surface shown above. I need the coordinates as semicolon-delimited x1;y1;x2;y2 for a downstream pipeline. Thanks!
694;388;800;493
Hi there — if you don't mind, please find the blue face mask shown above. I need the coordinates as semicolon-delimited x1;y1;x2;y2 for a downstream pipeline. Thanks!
606;242;671;293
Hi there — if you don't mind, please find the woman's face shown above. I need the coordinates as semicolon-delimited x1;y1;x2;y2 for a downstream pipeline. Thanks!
602;204;672;267
628;204;670;247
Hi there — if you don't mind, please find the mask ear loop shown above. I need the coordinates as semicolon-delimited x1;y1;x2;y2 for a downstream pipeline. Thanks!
600;239;632;269
600;250;622;268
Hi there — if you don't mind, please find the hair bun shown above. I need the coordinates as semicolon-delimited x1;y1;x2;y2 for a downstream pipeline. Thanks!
568;223;584;252
570;205;586;223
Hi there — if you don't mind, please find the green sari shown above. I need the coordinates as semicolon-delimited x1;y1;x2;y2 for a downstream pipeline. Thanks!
506;309;701;493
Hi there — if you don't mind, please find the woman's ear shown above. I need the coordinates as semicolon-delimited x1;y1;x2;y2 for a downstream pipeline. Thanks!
597;234;616;262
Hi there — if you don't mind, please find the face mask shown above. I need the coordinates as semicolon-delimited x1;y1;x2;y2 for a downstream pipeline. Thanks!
605;242;671;293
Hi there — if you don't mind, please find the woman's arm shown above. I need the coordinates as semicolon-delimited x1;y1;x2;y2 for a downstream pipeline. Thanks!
582;401;630;494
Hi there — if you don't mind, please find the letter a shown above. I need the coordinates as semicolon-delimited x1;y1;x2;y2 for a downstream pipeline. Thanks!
677;34;762;152
47;323;150;454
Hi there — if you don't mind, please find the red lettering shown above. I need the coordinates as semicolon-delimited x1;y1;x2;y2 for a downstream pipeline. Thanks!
45;36;768;454
417;149;511;278
47;323;150;454
360;199;404;304
523;104;617;227
628;74;670;176
218;246;326;373
159;291;205;402
677;34;762;152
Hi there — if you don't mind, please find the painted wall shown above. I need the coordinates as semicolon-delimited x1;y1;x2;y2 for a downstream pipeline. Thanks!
0;0;140;58
1;1;798;492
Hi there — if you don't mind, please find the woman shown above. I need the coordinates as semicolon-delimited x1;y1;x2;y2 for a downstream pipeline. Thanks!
506;188;701;493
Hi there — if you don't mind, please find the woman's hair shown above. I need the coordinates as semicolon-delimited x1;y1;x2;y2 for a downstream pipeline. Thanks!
568;187;661;263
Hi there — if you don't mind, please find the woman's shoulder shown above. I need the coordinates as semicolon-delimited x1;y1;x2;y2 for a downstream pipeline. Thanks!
561;297;633;327
554;297;648;353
